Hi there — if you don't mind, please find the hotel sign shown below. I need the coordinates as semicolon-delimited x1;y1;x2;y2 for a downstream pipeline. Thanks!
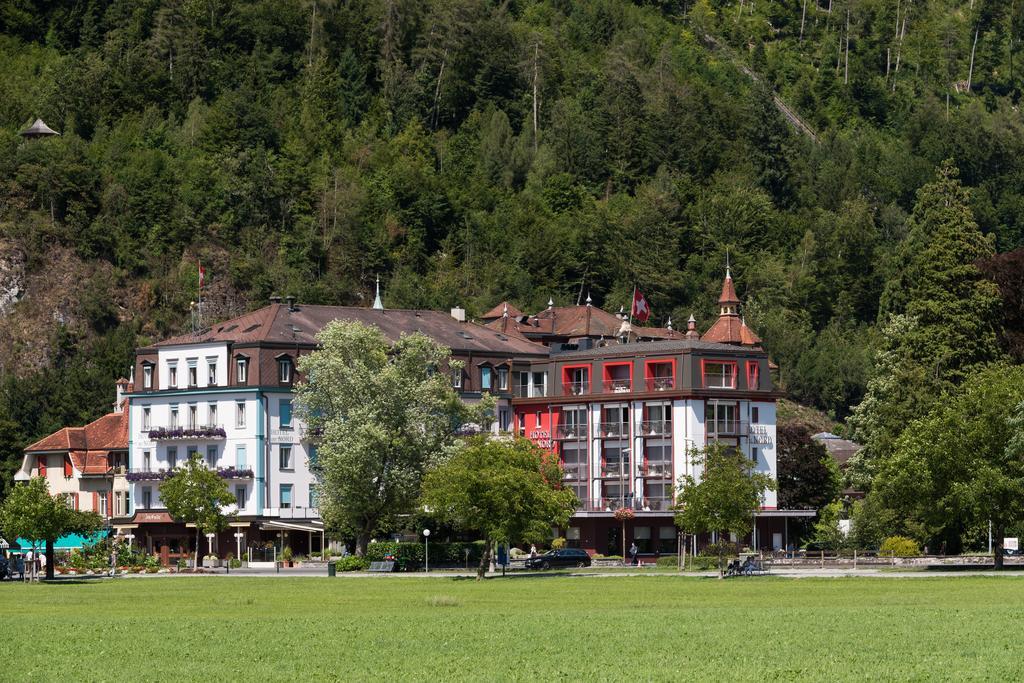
270;429;297;445
748;424;773;446
529;429;552;449
131;511;174;524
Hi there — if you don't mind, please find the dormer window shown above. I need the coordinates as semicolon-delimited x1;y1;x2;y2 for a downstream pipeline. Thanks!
497;366;509;391
703;361;737;389
142;364;153;390
278;357;292;383
452;368;463;389
746;361;759;390
167;362;178;388
236;357;248;384
207;358;218;386
480;366;492;391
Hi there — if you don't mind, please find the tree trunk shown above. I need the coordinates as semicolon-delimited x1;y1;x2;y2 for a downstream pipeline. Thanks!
477;540;491;581
46;540;55;581
355;530;371;557
993;526;1005;570
799;0;808;43
967;26;979;92
194;528;201;571
718;549;725;579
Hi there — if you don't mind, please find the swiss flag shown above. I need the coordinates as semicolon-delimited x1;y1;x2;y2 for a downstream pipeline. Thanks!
198;261;206;290
631;288;651;323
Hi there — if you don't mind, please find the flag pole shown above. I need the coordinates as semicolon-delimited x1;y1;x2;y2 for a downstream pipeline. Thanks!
627;284;636;343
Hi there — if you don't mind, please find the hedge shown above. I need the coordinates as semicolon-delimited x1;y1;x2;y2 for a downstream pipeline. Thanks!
365;541;487;570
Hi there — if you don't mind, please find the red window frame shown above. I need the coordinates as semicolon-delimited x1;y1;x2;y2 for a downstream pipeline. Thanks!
746;361;759;390
64;455;73;478
602;362;633;392
643;358;677;391
700;359;738;389
37;455;47;477
561;364;591;395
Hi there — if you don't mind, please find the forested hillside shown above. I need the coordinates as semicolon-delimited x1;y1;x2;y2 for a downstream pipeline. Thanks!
0;0;1021;496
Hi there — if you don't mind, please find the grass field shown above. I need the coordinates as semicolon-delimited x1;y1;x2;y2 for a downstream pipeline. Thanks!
3;575;1023;680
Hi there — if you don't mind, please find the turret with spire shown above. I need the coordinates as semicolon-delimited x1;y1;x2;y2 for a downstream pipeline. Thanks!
700;268;761;346
372;275;384;310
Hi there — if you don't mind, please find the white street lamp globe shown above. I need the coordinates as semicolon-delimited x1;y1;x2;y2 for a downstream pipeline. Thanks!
423;529;431;537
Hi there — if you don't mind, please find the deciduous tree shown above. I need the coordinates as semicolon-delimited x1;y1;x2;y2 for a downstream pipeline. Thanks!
421;436;577;580
159;454;236;569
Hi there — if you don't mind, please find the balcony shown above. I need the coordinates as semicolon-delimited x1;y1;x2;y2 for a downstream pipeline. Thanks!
555;423;588;440
126;466;253;482
638;420;672;438
268;506;320;520
599;461;629;478
513;384;549;398
147;425;226;441
707;419;749;437
602;378;632;393
584;496;674;512
595;422;629;439
562;380;589;396
646;376;675;391
641;462;672;478
561;464;586;481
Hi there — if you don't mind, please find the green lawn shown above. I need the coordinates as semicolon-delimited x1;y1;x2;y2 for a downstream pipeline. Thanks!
3;575;1023;680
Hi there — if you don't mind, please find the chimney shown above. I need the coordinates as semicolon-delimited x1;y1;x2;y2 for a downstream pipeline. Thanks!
286;295;296;311
114;378;130;413
270;295;282;304
450;306;466;323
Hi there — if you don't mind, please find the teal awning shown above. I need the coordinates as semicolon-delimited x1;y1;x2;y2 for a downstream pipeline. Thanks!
7;530;109;553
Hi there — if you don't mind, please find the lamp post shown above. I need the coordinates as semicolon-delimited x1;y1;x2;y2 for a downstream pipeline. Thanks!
423;529;431;573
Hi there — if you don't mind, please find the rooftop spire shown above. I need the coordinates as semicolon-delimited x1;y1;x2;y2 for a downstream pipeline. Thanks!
685;313;700;340
502;302;509;318
372;275;384;310
585;293;592;307
547;297;553;310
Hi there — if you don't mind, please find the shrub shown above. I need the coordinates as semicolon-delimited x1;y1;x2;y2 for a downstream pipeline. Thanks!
880;536;920;557
229;559;242;568
656;555;679;569
335;556;369;572
365;541;486;570
281;546;293;562
551;537;567;550
176;559;187;571
686;556;721;571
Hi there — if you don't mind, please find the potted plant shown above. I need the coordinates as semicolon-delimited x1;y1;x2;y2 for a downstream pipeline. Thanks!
281;546;294;567
203;554;220;569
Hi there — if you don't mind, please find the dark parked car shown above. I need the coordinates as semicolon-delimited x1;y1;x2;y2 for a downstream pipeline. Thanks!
525;548;592;570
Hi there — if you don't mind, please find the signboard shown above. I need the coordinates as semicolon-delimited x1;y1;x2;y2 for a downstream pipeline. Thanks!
270;429;297;445
748;424;773;445
131;511;174;524
1005;538;1019;551
529;429;552;449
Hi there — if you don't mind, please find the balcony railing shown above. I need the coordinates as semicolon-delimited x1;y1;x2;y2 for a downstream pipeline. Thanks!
555;423;588;439
147;425;226;440
595;422;629;439
638;420;672;437
513;385;549;398
126;466;253;482
272;506;320;520
707;419;749;437
641;462;672;478
599;461;629;478
646;376;675;391
562;380;589;396
584;496;674;512
561;464;586;481
602;378;632;393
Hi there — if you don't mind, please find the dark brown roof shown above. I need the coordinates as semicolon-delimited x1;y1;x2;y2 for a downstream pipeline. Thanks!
481;301;524;321
701;315;762;345
154;304;547;357
483;304;677;341
812;433;862;467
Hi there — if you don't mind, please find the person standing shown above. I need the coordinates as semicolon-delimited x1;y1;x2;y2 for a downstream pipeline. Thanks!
529;544;538;558
629;542;639;566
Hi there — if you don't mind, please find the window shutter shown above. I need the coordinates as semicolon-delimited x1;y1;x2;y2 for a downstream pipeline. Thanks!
38;455;47;477
64;455;73;478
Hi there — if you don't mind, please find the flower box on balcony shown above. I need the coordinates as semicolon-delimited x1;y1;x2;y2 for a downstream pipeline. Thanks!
148;426;227;440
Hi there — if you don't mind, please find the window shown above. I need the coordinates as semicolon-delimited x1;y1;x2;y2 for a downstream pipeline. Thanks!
168;362;178;388
309;484;319;509
480;367;492;391
451;368;462;389
497;407;511;432
280;400;293;429
170;406;179;429
167;447;177;470
747;361;759;390
236;358;248;384
235;485;246;507
563;366;589;395
497;367;509;391
235;446;247;469
308;445;318;466
114;491;126;517
208;403;218;428
707;402;739;437
142;407;151;431
658;526;678;554
187;359;198;387
143;451;151;472
279;446;293;470
142;487;152;510
566;527;581;548
703;361;737;389
142;365;153;389
751;447;759;464
98;493;108;518
236;401;246;428
280;484;293;509
642;403;672;436
206;446;217;468
531;371;547;397
188;404;198;430
207;359;218;386
278;358;292;383
751;406;760;424
63;455;73;478
601;405;629;437
603;363;632;392
633;526;651;553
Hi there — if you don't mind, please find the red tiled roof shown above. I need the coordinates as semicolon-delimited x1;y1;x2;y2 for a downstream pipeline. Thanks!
481;301;524;320
719;271;740;305
701;315;762;345
483;304;677;341
25;408;128;472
